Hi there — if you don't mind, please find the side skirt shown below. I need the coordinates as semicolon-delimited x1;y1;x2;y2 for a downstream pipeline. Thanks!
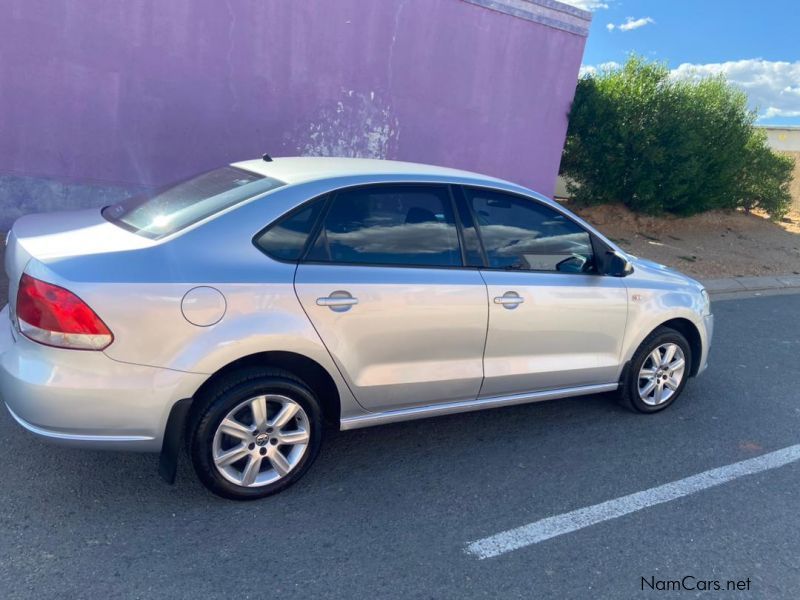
340;382;619;430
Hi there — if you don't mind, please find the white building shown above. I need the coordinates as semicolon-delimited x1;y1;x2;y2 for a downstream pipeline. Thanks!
759;125;800;152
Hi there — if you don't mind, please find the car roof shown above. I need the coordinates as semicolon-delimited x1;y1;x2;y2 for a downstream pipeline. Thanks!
231;156;518;188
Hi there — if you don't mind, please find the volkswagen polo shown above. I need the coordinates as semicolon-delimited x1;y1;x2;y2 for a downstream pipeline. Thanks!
0;157;713;499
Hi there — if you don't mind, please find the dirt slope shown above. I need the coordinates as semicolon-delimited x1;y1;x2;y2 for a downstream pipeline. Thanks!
569;203;800;279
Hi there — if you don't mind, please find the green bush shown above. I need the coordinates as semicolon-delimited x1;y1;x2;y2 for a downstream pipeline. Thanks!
561;56;795;219
738;129;795;218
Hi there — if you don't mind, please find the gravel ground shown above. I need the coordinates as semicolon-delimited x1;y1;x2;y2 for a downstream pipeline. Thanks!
570;203;800;279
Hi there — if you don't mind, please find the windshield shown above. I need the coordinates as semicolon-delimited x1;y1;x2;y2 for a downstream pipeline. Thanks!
102;166;285;239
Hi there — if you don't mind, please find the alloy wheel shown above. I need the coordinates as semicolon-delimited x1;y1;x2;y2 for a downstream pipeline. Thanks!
637;343;686;406
212;394;311;487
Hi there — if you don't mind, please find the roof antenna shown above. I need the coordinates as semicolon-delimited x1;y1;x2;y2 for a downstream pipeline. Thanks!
262;153;273;162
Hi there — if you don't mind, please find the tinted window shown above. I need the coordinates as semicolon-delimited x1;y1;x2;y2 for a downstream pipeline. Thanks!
103;167;284;239
466;188;594;273
254;198;326;261
306;185;462;267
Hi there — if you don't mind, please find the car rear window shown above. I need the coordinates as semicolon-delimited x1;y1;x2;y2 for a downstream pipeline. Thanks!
102;166;285;239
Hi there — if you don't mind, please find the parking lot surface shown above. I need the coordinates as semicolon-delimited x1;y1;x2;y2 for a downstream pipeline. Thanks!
1;293;799;599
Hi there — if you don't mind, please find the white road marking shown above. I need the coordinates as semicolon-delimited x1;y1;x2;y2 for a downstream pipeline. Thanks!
466;443;800;559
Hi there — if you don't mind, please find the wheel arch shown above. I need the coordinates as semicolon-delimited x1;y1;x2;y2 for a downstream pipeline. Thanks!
192;351;342;425
658;318;703;377
622;309;705;381
158;351;343;484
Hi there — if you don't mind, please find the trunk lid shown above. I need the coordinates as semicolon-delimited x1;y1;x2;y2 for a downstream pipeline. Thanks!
5;208;154;304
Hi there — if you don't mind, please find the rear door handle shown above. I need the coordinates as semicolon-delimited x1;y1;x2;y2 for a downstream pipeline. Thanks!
493;291;524;309
316;291;358;312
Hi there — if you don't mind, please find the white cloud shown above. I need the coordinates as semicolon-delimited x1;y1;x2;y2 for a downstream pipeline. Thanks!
579;61;621;77
671;59;800;119
607;16;655;32
558;0;609;11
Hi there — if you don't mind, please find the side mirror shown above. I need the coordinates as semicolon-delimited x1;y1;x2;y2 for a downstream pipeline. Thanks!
605;251;633;277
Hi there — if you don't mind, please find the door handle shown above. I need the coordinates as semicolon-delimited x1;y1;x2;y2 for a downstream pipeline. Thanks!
317;296;358;307
316;291;358;312
493;291;524;309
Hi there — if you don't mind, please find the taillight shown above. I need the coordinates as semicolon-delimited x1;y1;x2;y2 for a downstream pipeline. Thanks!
16;273;113;350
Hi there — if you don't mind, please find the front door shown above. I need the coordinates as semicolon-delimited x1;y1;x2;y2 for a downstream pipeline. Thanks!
460;186;628;398
294;184;488;411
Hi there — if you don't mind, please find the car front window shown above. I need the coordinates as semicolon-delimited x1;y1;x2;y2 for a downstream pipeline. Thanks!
466;188;595;273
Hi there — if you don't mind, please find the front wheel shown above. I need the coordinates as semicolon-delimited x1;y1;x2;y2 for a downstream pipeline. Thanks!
187;368;323;500
619;327;692;413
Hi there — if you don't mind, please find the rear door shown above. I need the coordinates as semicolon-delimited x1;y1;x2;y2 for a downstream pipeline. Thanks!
459;186;628;398
293;184;488;412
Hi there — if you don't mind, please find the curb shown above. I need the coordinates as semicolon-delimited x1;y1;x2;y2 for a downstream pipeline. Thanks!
702;275;800;297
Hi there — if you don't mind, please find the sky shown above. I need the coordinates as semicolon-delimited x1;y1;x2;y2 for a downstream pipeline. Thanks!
561;0;800;125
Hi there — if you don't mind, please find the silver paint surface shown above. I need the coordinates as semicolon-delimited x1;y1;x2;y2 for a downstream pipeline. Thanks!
0;157;713;450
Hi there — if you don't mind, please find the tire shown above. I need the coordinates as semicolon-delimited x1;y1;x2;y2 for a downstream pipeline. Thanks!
619;327;692;414
187;367;323;500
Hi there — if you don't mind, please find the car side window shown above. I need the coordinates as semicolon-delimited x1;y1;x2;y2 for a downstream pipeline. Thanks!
254;197;326;261
465;187;595;273
305;185;462;267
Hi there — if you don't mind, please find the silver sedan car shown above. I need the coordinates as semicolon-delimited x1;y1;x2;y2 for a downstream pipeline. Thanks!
0;157;713;499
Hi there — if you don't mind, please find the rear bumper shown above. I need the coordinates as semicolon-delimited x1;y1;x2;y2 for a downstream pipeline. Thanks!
0;305;204;451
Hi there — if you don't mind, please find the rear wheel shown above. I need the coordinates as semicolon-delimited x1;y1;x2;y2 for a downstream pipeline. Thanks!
187;367;323;500
620;327;691;413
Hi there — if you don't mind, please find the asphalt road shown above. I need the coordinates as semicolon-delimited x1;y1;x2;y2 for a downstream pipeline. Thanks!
1;292;799;599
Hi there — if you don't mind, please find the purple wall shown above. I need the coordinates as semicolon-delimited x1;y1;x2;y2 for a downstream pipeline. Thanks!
0;0;587;212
